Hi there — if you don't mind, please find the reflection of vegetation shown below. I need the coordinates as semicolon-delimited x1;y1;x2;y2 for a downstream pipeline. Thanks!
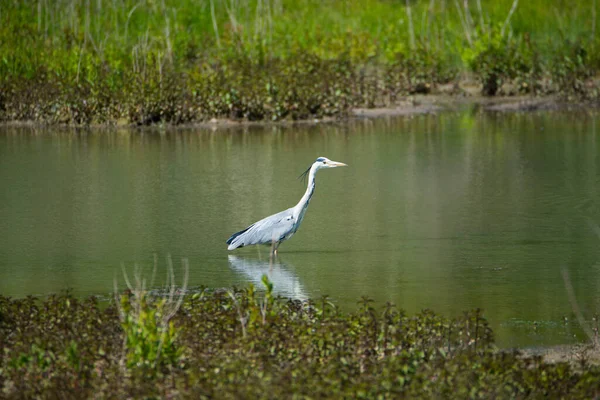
2;289;600;397
1;1;600;124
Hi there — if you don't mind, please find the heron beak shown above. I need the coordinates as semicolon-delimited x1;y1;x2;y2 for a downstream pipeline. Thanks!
330;161;348;168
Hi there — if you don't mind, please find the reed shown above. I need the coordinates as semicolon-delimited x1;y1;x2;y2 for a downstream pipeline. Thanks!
1;0;599;124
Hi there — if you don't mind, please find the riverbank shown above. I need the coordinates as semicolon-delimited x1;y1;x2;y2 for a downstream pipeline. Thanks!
2;1;600;126
351;93;599;117
1;290;600;398
2;92;599;130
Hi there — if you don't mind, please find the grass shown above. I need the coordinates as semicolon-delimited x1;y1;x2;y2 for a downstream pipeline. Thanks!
2;283;600;398
1;0;600;124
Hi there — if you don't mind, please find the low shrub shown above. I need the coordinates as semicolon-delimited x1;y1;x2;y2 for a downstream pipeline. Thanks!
2;286;600;398
462;27;537;96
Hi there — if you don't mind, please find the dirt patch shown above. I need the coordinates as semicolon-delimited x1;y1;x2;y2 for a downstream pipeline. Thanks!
519;344;600;366
1;95;598;129
352;94;595;118
352;103;444;117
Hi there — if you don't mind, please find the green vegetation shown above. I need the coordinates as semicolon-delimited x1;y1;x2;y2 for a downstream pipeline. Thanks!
1;0;600;124
2;284;600;398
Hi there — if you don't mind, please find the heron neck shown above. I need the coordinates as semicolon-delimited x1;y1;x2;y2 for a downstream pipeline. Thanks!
293;165;317;218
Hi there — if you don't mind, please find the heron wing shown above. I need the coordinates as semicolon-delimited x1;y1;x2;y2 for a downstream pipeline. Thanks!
227;209;295;250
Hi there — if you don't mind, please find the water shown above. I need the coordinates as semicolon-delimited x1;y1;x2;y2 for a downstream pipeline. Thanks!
2;111;600;348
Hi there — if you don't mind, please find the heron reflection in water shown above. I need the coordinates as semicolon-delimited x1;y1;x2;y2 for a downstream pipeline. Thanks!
227;255;307;300
227;157;347;255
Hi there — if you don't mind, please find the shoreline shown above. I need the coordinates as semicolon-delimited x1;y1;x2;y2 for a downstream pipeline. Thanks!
2;94;598;130
520;344;600;366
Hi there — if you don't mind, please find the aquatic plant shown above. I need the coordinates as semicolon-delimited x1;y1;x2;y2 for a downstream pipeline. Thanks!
2;282;600;397
115;256;188;375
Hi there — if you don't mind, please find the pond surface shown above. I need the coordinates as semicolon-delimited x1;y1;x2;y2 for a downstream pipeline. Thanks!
2;111;600;348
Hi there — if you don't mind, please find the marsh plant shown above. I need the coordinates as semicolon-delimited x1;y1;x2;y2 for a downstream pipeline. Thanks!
115;255;188;375
3;276;600;397
2;0;600;125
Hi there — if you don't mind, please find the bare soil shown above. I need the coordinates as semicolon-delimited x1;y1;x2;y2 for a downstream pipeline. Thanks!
1;94;597;129
519;344;600;366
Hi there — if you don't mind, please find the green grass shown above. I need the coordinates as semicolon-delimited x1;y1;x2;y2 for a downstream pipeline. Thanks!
2;0;597;69
2;288;600;398
11;2;600;57
1;0;600;124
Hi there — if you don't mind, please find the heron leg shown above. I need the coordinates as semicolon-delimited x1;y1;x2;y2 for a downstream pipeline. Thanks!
271;242;281;257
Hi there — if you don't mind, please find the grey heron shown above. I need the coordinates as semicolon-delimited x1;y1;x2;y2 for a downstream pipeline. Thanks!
226;157;347;255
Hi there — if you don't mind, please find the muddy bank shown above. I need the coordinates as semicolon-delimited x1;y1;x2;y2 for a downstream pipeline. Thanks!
520;344;600;367
2;94;598;131
352;94;598;118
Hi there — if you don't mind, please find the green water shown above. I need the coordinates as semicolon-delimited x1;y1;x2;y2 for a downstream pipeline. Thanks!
2;112;600;348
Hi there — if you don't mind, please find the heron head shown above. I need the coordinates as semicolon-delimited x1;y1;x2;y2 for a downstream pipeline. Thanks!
298;157;347;182
314;157;348;169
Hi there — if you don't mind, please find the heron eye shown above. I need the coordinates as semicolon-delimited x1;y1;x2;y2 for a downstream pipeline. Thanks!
322;161;326;164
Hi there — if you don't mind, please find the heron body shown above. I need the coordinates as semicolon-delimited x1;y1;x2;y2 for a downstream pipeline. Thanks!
226;157;347;254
